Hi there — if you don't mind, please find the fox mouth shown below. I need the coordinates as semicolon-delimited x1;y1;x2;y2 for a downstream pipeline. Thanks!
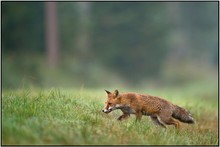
102;109;112;113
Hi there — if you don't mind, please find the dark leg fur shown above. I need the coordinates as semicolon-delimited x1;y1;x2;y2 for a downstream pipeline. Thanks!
150;116;167;128
117;113;130;121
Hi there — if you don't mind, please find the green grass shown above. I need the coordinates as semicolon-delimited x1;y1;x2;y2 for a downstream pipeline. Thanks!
2;85;218;145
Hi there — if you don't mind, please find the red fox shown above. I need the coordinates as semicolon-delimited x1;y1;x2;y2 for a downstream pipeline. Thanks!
102;89;194;131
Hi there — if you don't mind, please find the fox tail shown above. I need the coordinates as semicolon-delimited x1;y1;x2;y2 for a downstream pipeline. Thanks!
172;105;195;124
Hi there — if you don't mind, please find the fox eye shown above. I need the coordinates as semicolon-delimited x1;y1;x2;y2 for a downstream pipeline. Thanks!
108;102;112;105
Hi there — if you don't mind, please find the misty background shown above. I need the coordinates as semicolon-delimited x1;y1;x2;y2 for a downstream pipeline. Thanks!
2;2;218;89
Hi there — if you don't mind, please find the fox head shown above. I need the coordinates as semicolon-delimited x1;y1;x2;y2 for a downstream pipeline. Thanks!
102;89;122;113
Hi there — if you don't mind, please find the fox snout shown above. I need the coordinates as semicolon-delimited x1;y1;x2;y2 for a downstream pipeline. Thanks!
102;103;121;113
102;108;112;113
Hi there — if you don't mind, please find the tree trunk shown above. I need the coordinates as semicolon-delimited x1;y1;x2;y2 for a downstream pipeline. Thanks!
76;2;91;62
45;2;59;68
166;2;191;61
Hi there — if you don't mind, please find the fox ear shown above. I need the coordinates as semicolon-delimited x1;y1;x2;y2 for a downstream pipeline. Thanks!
105;90;111;95
113;89;119;97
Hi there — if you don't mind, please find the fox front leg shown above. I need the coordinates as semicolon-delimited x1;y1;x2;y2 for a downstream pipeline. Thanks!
117;112;130;121
135;111;143;121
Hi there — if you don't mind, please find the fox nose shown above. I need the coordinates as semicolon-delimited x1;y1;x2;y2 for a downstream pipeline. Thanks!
102;110;104;112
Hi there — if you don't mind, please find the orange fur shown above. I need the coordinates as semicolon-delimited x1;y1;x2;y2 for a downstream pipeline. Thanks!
102;90;194;131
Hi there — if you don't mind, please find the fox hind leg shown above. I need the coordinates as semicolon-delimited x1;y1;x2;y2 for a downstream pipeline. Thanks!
157;113;180;132
150;116;167;129
167;118;180;131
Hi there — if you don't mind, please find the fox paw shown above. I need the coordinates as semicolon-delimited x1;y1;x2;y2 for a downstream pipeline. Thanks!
117;116;123;121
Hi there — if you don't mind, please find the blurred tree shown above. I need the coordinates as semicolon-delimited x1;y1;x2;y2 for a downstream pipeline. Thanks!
2;2;45;53
166;2;192;62
181;2;218;62
45;2;59;68
75;2;91;62
166;2;218;64
91;2;170;82
2;2;218;88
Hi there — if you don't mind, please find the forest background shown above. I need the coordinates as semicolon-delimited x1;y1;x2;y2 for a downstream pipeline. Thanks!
2;2;218;89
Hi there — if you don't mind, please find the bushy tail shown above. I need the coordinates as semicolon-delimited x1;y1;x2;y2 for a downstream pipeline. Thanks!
172;105;195;124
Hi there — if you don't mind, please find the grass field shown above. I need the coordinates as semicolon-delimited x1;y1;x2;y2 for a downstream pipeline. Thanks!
2;82;219;145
